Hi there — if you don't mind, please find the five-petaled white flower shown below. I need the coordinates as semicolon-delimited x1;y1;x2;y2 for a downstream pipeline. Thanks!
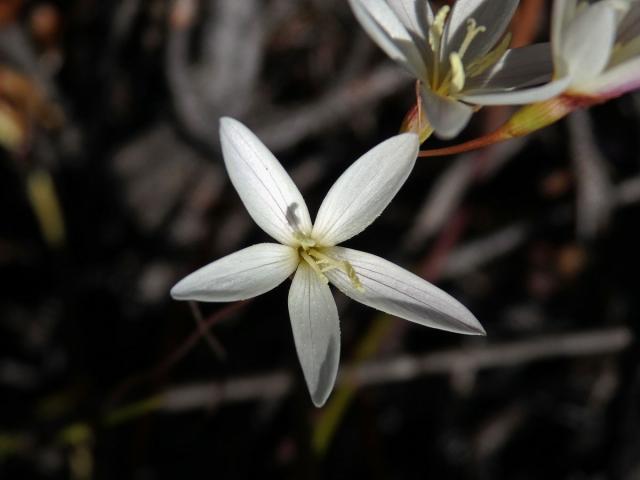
171;117;485;407
468;0;640;104
348;0;558;139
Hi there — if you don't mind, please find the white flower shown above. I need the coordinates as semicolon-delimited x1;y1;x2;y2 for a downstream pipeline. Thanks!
171;117;485;407
467;0;640;104
558;0;640;97
348;0;559;138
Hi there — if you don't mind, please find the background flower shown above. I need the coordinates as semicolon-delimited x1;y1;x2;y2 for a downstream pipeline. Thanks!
349;0;558;138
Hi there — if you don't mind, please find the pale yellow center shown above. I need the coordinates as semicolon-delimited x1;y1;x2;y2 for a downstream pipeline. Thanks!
294;233;364;291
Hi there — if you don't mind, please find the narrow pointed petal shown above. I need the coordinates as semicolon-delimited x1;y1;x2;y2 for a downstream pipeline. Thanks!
465;44;554;92
421;87;473;139
463;76;571;105
388;0;433;43
445;0;519;62
171;243;299;302
560;3;617;80
220;117;312;246
325;247;485;335
348;0;428;79
288;262;340;407
311;133;419;246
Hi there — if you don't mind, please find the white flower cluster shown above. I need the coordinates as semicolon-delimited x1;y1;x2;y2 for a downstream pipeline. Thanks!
171;0;640;406
351;0;640;137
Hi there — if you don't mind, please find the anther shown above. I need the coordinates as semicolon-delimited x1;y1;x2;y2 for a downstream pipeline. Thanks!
428;5;450;52
449;52;465;93
302;248;364;291
300;250;329;284
343;261;364;292
429;5;451;86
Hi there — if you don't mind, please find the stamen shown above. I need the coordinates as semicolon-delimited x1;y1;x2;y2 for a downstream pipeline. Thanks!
428;5;450;52
428;5;450;85
302;248;365;292
438;18;487;95
343;261;364;292
449;52;466;93
300;250;329;284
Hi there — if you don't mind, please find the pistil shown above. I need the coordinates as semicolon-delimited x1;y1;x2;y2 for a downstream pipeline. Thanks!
458;19;486;60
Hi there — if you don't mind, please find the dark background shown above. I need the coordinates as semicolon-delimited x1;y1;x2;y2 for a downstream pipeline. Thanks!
1;0;639;478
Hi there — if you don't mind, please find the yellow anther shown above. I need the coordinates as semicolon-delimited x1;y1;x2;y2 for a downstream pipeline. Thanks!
458;18;486;60
300;248;364;291
300;250;329;284
449;52;466;93
428;5;451;86
343;261;364;292
437;17;487;94
428;5;450;52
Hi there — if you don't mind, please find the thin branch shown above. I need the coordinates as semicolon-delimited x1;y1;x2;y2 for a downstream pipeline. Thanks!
188;301;227;361
441;174;640;279
154;327;632;411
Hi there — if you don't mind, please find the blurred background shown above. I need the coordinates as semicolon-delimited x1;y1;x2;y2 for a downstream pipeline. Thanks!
1;0;640;478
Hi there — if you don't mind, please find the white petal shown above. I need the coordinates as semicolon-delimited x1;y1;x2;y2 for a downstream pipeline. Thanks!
311;133;419;246
463;76;571;105
465;44;553;91
387;0;433;42
578;56;640;96
560;3;617;80
171;243;299;302
220;117;312;246
288;262;340;407
421;87;474;139
552;0;579;62
325;247;485;335
444;0;519;62
348;0;428;79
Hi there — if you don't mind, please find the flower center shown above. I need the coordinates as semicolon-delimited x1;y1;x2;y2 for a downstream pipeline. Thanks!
294;233;364;291
428;6;488;94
